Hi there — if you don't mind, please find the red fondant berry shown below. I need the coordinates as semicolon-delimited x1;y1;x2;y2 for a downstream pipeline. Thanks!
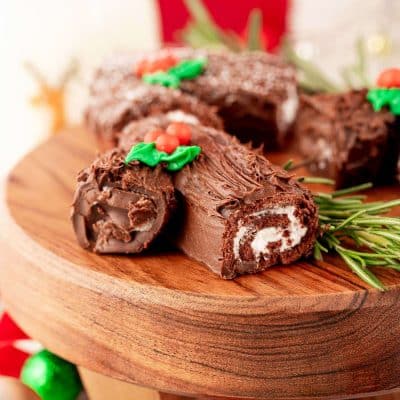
144;129;165;143
136;54;178;77
166;122;192;145
163;54;178;69
148;59;165;74
135;59;150;77
155;133;179;154
377;68;400;88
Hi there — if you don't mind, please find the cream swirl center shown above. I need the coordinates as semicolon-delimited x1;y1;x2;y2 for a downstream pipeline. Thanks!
233;206;307;261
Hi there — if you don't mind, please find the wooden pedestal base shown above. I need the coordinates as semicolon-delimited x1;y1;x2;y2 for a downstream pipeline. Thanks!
78;366;400;400
3;131;400;400
79;367;190;400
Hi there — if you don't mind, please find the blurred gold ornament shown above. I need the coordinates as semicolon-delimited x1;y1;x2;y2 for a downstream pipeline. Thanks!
367;32;392;56
25;60;78;136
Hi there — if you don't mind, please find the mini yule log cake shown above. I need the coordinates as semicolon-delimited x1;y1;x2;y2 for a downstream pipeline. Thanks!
86;82;223;151
294;89;398;188
119;116;318;279
71;149;176;253
366;68;400;184
86;48;298;150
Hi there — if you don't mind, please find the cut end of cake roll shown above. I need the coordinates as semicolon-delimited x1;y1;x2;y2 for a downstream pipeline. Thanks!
222;192;318;279
118;115;319;278
71;149;176;253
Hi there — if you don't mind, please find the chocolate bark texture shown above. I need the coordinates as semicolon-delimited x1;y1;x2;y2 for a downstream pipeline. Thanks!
71;149;176;253
178;49;299;148
120;116;318;279
87;48;298;150
294;89;399;188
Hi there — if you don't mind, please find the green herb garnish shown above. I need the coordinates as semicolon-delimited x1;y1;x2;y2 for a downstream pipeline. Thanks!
305;180;400;290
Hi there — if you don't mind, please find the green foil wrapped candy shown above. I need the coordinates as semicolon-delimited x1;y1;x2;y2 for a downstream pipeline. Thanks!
20;350;82;400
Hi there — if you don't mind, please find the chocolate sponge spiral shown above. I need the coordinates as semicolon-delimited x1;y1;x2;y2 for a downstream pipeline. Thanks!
71;149;176;253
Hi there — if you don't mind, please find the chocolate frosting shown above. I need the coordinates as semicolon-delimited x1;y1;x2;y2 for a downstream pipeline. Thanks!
120;115;318;279
87;48;298;150
294;89;398;188
71;149;176;253
178;50;298;147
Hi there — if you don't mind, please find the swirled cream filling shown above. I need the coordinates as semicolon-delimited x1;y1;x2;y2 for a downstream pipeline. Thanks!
233;206;307;261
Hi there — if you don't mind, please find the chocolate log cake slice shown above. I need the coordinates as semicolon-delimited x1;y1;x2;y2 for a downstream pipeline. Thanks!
86;82;223;151
87;48;298;150
119;116;318;279
71;149;176;253
178;49;299;148
294;89;399;188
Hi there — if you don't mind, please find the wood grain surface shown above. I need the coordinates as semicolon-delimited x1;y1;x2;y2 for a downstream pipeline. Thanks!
1;129;400;400
78;366;189;400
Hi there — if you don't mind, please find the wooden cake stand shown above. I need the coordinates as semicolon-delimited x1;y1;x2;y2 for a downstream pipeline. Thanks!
1;130;400;400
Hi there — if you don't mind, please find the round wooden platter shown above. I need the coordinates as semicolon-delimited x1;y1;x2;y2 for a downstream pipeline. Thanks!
2;129;400;400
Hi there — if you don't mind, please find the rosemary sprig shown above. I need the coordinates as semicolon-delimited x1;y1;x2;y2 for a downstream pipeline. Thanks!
282;41;340;93
340;38;371;89
181;0;265;52
290;164;400;290
181;0;243;52
283;37;372;93
246;9;265;51
310;182;400;290
298;176;336;186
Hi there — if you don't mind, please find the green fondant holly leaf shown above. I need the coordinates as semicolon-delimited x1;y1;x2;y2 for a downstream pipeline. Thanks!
125;142;163;167
142;57;207;88
143;72;180;88
125;142;201;171
163;145;201;171
169;58;207;80
367;88;400;115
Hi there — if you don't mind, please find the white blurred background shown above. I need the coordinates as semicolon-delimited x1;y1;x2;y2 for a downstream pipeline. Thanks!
1;0;399;177
0;0;160;176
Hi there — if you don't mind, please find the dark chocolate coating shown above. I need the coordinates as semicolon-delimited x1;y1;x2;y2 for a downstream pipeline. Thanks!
119;116;318;279
86;48;298;150
71;149;176;253
294;90;399;188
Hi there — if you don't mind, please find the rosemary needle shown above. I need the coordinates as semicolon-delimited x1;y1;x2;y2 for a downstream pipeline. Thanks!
313;182;400;291
290;164;400;290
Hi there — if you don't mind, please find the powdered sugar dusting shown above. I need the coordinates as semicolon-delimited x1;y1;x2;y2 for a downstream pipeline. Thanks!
166;110;199;125
124;86;151;101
